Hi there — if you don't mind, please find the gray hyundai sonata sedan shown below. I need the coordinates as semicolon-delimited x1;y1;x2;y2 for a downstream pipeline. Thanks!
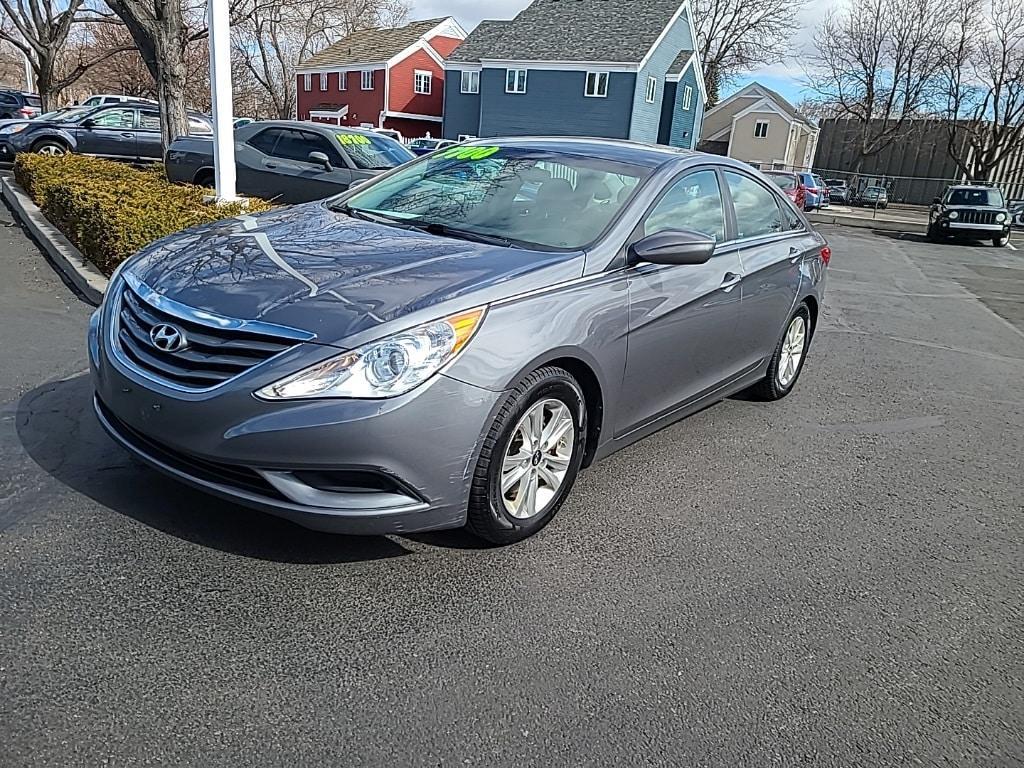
89;138;829;544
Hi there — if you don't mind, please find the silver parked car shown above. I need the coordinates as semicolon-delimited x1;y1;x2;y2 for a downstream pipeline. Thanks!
89;138;829;544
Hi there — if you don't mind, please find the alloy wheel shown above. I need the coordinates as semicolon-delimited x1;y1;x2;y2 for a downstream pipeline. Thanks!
37;144;65;156
777;315;806;388
500;398;575;519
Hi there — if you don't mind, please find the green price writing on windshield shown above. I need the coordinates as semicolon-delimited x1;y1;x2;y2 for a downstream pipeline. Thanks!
439;145;500;160
337;134;371;146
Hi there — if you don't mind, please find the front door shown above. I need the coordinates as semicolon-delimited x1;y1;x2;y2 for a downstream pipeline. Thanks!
721;170;813;370
616;168;747;435
253;127;353;203
74;107;137;159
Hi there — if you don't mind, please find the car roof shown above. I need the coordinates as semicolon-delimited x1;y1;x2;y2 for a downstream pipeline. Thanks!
251;120;381;135
465;136;705;169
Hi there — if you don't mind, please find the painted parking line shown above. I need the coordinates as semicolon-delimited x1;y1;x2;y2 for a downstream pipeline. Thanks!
1007;241;1018;251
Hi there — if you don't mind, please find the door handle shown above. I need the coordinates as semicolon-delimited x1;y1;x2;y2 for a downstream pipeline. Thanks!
120;132;134;138
720;272;742;292
265;163;278;169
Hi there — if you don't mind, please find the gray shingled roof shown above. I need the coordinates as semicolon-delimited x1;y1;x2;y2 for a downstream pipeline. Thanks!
456;0;686;64
756;84;815;127
446;20;511;63
300;18;447;69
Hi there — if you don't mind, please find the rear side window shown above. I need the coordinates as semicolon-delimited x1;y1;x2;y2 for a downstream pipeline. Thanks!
725;171;783;239
139;111;160;131
644;169;726;241
188;117;212;135
26;96;42;107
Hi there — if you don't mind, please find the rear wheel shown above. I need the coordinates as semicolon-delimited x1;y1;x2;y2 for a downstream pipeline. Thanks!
466;366;586;545
33;140;67;156
193;169;215;188
746;304;811;401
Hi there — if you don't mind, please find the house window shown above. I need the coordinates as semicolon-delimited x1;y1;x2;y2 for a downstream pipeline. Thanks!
414;70;432;95
319;73;327;91
506;68;527;94
754;120;769;138
303;74;311;92
339;71;347;91
682;85;693;110
361;70;374;90
585;71;608;97
460;70;479;94
645;76;657;103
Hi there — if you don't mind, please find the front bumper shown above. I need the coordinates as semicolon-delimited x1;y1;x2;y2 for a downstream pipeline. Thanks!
937;220;1009;238
89;311;503;535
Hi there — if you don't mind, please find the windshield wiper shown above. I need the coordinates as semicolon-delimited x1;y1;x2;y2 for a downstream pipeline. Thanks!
332;203;414;228
414;222;518;248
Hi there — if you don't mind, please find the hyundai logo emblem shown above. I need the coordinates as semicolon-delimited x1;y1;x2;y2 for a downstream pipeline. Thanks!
150;323;187;352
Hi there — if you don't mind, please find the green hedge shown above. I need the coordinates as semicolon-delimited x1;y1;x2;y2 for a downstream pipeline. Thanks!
14;154;271;275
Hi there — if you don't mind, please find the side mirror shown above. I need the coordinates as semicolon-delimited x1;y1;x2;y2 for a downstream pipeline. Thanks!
80;118;96;129
308;151;332;171
628;228;716;266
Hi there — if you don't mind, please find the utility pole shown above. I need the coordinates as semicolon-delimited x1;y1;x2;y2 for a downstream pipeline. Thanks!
207;0;237;201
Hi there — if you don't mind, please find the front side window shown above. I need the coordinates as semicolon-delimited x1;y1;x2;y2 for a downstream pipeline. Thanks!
645;76;657;103
682;85;693;110
265;128;344;165
754;120;769;138
339;145;654;250
414;70;432;95
303;74;311;92
506;69;527;94
725;171;783;239
644;169;725;241
320;73;328;91
247;128;284;155
585;71;608;98
361;70;374;90
89;108;135;128
461;70;479;94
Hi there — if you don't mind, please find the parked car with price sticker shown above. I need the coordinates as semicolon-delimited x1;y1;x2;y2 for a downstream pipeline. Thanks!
165;120;416;203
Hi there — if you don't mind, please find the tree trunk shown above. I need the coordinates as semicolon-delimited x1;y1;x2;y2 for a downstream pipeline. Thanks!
155;29;189;149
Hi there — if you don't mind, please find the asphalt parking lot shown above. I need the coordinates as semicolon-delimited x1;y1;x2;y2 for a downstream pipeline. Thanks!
1;216;1022;766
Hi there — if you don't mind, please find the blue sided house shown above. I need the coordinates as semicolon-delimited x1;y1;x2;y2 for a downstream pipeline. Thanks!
441;0;707;148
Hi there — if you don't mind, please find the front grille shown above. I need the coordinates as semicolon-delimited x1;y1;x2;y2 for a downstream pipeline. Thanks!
115;285;295;390
97;398;286;501
956;209;997;225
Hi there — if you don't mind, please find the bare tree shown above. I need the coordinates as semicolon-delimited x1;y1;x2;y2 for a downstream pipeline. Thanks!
0;0;130;109
692;0;807;106
806;0;946;171
232;0;407;120
940;0;1024;182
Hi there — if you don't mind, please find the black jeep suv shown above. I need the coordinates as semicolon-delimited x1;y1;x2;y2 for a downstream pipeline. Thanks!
927;184;1012;247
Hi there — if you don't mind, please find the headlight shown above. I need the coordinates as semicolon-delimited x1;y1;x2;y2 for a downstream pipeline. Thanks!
948;210;959;220
256;307;486;400
996;213;1006;223
0;123;28;135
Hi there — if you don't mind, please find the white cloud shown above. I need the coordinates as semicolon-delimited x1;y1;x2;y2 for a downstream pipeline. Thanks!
409;0;530;29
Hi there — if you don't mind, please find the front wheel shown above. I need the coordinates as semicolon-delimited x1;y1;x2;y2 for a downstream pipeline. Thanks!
746;304;812;401
466;366;587;545
33;140;67;156
993;233;1010;248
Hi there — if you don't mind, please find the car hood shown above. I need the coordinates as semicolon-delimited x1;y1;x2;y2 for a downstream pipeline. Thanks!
123;202;583;346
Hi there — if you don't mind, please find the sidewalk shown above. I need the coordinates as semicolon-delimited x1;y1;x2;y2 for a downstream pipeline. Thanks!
808;204;926;233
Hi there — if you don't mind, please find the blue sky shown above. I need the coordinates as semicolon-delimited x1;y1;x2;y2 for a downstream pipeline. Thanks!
409;0;832;105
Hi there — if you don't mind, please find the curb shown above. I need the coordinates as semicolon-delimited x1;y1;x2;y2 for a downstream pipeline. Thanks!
1;176;108;305
807;211;924;234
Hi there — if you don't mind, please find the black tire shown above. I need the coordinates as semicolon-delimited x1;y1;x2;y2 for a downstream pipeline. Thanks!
993;233;1009;247
466;366;587;545
927;222;941;242
32;140;68;156
746;303;812;401
193;169;215;188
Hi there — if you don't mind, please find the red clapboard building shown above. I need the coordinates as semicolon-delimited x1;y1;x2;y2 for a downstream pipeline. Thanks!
296;17;465;139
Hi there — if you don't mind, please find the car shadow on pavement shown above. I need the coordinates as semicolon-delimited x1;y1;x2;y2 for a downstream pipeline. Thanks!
15;374;416;563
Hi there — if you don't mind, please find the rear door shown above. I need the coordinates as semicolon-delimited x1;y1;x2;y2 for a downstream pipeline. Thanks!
723;169;817;370
74;107;137;159
136;109;162;160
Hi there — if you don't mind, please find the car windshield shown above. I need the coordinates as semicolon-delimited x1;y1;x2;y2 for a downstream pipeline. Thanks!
827;179;845;186
336;132;414;170
50;107;91;123
946;187;1004;207
766;174;796;191
866;187;885;193
410;139;438;149
334;145;653;250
